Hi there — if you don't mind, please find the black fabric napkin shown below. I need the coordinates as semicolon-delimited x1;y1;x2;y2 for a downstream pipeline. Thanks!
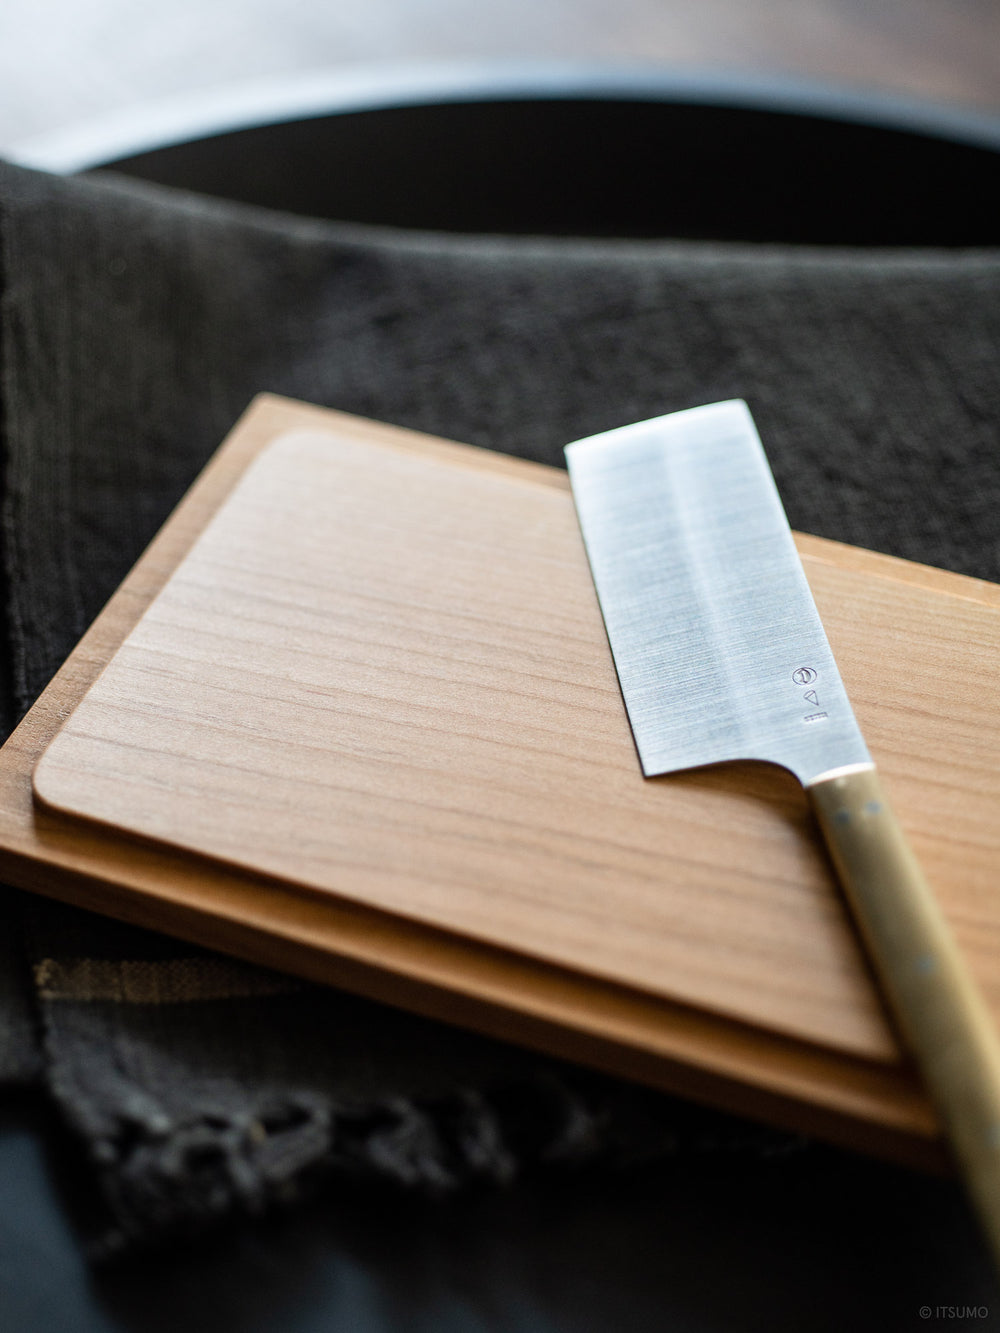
1;158;999;1257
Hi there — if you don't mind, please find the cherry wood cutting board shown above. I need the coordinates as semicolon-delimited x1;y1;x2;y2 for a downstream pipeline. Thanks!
5;395;1000;1166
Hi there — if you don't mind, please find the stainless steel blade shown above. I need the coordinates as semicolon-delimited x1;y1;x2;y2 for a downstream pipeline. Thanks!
564;400;871;785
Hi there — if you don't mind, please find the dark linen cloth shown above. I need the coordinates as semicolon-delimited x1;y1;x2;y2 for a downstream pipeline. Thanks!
1;159;999;1256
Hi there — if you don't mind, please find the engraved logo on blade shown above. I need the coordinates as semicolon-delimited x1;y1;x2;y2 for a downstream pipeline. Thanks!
792;667;828;724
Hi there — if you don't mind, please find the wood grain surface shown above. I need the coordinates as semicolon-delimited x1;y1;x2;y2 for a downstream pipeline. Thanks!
6;395;1000;1165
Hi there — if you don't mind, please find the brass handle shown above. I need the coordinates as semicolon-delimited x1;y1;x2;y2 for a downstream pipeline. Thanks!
810;767;1000;1267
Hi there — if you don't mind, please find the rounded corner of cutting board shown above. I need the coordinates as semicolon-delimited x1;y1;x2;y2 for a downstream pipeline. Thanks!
30;732;76;818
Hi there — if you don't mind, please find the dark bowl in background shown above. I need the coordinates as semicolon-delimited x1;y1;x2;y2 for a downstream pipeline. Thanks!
13;63;1000;244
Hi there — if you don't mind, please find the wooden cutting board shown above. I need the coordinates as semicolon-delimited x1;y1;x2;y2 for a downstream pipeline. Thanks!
5;394;1000;1167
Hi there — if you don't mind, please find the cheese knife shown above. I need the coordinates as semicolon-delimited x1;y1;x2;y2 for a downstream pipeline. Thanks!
565;399;1000;1265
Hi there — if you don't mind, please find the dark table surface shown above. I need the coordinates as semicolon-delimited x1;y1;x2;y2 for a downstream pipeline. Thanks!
5;1090;998;1333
